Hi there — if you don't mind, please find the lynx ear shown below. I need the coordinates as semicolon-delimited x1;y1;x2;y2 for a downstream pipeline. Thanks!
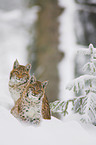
13;59;19;69
30;74;36;83
42;81;48;89
25;64;31;72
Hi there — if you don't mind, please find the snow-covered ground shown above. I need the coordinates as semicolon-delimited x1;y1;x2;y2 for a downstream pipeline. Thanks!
0;1;96;145
1;105;96;145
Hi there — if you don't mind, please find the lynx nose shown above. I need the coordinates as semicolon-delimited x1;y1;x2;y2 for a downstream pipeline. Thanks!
18;75;22;79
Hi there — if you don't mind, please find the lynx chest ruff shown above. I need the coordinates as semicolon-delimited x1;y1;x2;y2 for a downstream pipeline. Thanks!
9;86;20;102
9;80;27;102
24;99;42;119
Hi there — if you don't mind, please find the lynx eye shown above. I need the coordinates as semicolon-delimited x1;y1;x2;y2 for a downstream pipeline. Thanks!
31;87;35;91
38;90;43;100
38;90;43;94
13;71;19;75
32;92;35;96
22;73;27;76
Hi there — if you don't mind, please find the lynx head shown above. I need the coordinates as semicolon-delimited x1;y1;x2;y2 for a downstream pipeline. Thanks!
25;75;48;101
9;59;31;85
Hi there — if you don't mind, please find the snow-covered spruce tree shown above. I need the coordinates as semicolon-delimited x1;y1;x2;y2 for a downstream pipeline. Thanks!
50;44;96;124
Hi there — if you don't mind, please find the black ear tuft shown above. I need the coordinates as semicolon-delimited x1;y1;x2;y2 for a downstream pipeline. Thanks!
25;64;31;72
13;59;19;69
42;81;48;89
30;74;36;83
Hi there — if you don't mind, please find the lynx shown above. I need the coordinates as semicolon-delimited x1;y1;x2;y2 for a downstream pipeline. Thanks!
9;59;31;102
11;75;51;124
9;60;51;122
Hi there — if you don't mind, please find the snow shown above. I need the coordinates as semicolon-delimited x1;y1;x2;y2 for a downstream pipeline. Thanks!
66;75;96;92
0;106;96;145
0;1;96;145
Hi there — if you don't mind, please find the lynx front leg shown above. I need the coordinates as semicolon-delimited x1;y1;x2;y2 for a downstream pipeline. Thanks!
42;95;51;119
11;105;19;118
30;118;41;125
11;99;20;118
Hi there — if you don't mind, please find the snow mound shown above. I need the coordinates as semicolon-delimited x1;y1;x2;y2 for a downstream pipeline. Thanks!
0;106;96;145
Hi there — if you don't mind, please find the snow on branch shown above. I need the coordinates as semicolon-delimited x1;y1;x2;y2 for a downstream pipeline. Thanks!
77;48;90;55
66;75;96;93
80;92;96;123
77;44;96;56
50;44;96;125
50;100;74;116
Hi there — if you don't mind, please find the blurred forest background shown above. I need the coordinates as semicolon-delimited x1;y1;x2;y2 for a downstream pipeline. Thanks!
0;0;96;118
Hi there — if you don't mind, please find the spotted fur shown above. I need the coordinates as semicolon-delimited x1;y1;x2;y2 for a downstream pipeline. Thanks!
11;80;48;124
10;60;51;123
